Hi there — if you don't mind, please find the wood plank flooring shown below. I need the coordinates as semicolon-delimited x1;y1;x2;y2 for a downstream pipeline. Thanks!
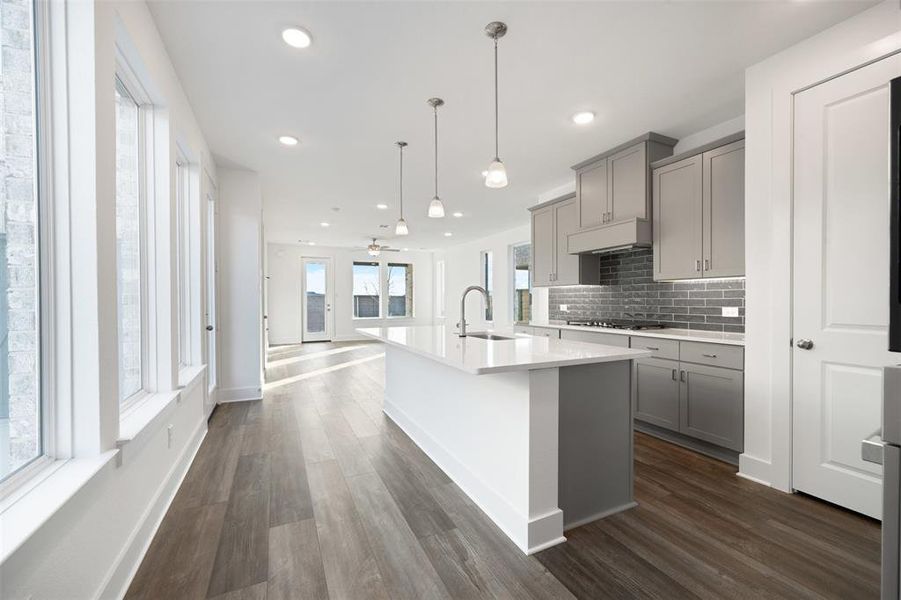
126;341;880;600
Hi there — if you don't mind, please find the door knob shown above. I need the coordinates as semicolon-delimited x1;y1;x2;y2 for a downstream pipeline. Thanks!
796;338;814;350
206;325;214;331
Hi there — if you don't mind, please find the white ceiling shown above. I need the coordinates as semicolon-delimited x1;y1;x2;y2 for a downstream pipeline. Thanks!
148;0;873;250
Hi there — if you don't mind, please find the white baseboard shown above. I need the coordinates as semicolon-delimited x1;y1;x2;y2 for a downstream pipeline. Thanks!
98;420;208;599
738;453;773;487
217;386;262;403
384;398;560;555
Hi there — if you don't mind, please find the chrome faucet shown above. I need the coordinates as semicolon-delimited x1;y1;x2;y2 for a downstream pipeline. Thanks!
458;285;490;337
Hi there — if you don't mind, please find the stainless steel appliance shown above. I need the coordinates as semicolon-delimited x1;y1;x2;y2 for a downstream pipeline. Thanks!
565;319;665;330
864;367;901;599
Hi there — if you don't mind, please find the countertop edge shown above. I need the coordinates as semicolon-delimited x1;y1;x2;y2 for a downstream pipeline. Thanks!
527;322;745;346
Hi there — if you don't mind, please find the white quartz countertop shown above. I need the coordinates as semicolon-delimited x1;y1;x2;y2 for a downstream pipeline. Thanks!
528;322;745;346
357;325;651;375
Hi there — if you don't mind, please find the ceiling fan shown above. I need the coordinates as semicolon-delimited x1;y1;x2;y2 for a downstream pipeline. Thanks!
353;237;400;257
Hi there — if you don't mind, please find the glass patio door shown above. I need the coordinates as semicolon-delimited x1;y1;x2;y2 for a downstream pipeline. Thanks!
302;257;332;342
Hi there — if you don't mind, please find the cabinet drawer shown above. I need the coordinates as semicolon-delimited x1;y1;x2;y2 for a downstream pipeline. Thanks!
680;341;743;370
513;325;534;335
531;327;560;339
560;329;630;347
629;336;679;360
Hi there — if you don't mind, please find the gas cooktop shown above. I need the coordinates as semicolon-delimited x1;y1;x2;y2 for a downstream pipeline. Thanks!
565;319;666;331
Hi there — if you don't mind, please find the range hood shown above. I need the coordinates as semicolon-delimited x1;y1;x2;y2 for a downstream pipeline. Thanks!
566;218;652;255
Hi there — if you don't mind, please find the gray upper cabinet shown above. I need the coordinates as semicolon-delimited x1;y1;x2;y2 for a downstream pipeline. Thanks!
651;133;745;281
576;159;608;228
531;205;555;287
529;194;600;287
703;139;745;278
569;133;677;253
607;142;648;223
653;155;703;280
679;363;744;452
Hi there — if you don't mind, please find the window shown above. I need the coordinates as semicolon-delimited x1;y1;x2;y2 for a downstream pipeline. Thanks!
512;243;532;323
176;159;190;367
1;0;43;481
115;77;145;404
481;251;493;321
353;261;381;318
387;263;413;317
435;260;445;318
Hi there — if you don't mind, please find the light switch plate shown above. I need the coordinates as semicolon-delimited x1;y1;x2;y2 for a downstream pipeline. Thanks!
722;306;739;317
560;304;568;312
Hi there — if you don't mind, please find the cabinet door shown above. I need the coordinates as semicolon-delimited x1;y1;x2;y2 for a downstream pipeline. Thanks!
702;139;745;278
634;357;680;431
553;198;581;285
653;156;703;280
531;205;555;287
679;363;743;451
576;159;608;228
607;142;648;223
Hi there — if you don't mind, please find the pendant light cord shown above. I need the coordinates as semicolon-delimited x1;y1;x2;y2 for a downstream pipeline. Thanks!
399;143;404;218
494;37;499;159
434;105;439;198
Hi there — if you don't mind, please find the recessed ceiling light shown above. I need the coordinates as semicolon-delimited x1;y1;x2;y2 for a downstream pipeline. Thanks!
307;241;316;246
402;248;409;251
572;111;595;125
282;27;312;49
278;135;299;146
444;232;453;237
320;222;329;227
376;203;388;210
452;211;463;218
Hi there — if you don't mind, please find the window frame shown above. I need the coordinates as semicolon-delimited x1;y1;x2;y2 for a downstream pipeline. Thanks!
480;250;493;323
113;64;152;413
0;0;53;495
385;261;413;319
351;260;383;320
175;154;191;369
511;242;532;325
435;259;445;319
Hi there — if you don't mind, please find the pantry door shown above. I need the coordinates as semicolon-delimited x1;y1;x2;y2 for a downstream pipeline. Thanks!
791;54;901;519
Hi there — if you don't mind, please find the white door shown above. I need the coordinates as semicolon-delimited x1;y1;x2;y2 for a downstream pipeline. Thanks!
302;257;332;342
792;54;901;519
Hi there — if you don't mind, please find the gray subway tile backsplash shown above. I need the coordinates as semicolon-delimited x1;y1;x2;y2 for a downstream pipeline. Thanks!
547;248;745;333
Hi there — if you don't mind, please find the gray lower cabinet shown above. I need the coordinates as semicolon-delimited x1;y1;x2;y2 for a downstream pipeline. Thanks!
634;358;680;431
560;329;629;347
679;363;744;451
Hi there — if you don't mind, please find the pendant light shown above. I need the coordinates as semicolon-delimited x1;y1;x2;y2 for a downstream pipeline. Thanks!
427;98;446;218
484;21;508;189
395;141;409;236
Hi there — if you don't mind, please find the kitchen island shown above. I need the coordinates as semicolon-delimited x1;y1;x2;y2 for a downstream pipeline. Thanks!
356;325;651;554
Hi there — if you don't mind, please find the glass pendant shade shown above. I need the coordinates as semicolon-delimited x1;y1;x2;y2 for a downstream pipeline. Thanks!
395;217;409;236
428;198;445;218
484;158;508;188
368;248;381;257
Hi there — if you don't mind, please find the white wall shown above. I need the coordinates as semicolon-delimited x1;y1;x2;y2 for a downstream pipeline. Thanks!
267;243;434;344
434;224;548;331
0;0;219;597
742;0;901;489
218;170;263;401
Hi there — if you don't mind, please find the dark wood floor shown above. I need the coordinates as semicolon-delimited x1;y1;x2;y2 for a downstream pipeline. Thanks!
126;341;880;600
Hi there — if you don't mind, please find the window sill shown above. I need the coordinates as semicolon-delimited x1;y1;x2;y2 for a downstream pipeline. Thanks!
178;364;207;389
352;317;382;321
0;450;118;566
119;365;207;446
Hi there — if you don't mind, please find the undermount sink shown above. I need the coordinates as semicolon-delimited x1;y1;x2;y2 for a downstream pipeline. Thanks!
467;333;514;341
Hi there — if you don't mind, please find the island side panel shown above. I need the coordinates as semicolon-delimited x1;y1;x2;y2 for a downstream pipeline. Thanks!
382;345;564;554
558;360;636;530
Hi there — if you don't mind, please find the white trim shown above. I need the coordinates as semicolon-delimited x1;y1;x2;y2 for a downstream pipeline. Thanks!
217;386;262;403
98;420;207;599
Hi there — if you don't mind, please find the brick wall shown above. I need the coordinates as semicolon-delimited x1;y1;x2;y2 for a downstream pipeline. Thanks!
548;248;745;332
1;0;39;471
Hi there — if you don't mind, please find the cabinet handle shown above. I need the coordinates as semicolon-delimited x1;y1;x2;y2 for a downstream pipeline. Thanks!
701;353;717;358
695;260;701;272
671;369;677;381
645;346;659;351
680;370;686;382
704;258;710;271
607;211;612;222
